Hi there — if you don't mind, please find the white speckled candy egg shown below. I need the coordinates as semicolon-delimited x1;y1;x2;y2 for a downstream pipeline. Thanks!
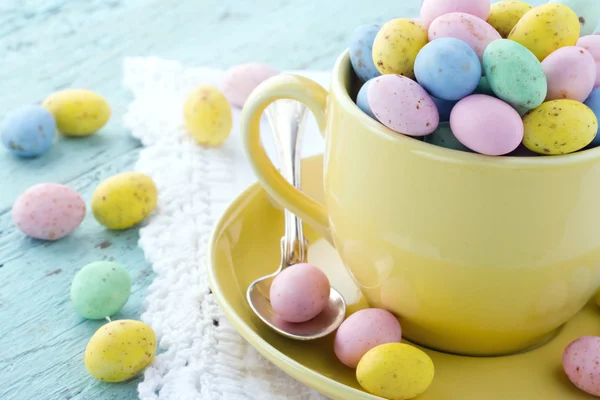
221;63;279;108
563;336;600;396
429;12;501;61
450;94;523;155
368;74;439;136
542;46;596;101
577;35;600;87
12;183;86;240
420;0;490;28
334;308;402;368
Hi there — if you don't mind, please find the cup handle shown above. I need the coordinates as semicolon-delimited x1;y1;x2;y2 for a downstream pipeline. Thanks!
241;74;331;242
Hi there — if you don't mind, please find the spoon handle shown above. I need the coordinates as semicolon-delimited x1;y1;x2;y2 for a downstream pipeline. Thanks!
265;99;309;267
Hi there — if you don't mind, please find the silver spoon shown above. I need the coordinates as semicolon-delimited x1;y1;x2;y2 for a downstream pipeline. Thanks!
246;99;346;340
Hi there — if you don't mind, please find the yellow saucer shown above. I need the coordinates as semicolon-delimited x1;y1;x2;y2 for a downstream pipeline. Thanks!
208;155;600;400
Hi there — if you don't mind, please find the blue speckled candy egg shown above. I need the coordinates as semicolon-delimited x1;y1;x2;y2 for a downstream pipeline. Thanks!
432;97;458;122
356;79;376;119
350;25;382;82
584;87;600;147
1;105;56;157
414;37;481;101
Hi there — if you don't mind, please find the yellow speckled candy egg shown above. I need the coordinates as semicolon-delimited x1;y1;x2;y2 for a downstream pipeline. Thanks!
508;3;580;61
487;1;533;38
523;100;597;154
42;89;111;137
184;86;232;146
372;18;428;79
85;320;156;382
356;343;434;400
91;172;157;230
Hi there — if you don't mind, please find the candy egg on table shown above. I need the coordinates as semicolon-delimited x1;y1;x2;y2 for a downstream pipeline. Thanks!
414;37;481;101
420;0;490;29
349;24;381;82
221;63;279;109
184;86;233;146
85;320;156;382
428;12;501;62
12;183;86;241
368;74;439;136
549;0;600;36
356;343;434;400
563;336;600;396
507;3;580;61
584;87;600;147
70;261;131;320
431;97;457;122
522;99;597;154
1;105;56;158
356;79;376;119
334;308;402;368
542;46;596;102
372;18;428;78
424;121;471;152
270;263;331;323
42;89;110;137
450;94;523;155
91;172;157;230
483;39;547;111
577;35;600;87
487;1;533;38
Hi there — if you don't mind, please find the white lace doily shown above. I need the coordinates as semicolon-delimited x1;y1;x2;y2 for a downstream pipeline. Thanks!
123;57;330;400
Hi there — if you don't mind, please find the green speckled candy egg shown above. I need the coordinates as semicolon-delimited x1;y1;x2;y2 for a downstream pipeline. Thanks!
85;320;156;382
483;39;547;110
70;261;131;319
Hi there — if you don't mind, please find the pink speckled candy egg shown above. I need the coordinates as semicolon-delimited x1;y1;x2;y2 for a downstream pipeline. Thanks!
542;46;596;102
368;74;439;136
270;263;331;323
450;94;523;155
12;183;86;240
429;13;501;62
334;308;402;368
420;0;491;28
563;336;600;396
221;62;279;108
577;36;600;87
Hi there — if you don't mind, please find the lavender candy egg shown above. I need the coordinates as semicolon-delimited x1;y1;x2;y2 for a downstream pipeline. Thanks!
349;25;382;82
420;0;490;28
1;105;56;158
563;336;600;396
222;63;279;109
368;74;439;136
542;46;596;102
356;79;376;119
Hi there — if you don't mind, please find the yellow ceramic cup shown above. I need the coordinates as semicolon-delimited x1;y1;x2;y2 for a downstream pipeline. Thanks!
240;50;600;356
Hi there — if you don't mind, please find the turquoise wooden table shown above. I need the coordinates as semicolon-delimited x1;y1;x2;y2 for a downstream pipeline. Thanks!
0;1;546;399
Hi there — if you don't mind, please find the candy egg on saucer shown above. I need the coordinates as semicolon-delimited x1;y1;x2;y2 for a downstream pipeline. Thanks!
542;46;596;102
334;308;402;368
43;89;110;137
424;121;471;152
577;35;600;87
368;74;439;136
584;87;600;147
221;63;279;109
414;37;481;101
356;79;376;119
563;336;600;396
487;1;533;38
432;97;458;122
349;25;381;82
12;183;86;241
420;0;490;28
549;0;600;36
450;94;523;155
1;105;56;158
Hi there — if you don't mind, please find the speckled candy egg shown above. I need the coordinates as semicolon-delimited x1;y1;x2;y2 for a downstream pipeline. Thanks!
368;74;439;136
334;308;402;368
184;86;233;146
508;4;580;61
221;63;279;109
43;89;110;137
542;46;596;102
432;97;458;122
428;13;501;61
474;76;494;96
372;18;428;78
424;121;471;152
577;35;600;87
563;336;600;396
523;99;597;154
71;261;131;320
584;87;600;146
356;79;376;119
549;0;600;36
91;172;157;230
414;37;481;101
12;183;86;240
420;0;490;28
270;263;330;323
85;320;156;382
487;1;533;38
483;39;547;110
357;343;435;400
1;105;56;158
349;25;382;82
450;94;523;155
